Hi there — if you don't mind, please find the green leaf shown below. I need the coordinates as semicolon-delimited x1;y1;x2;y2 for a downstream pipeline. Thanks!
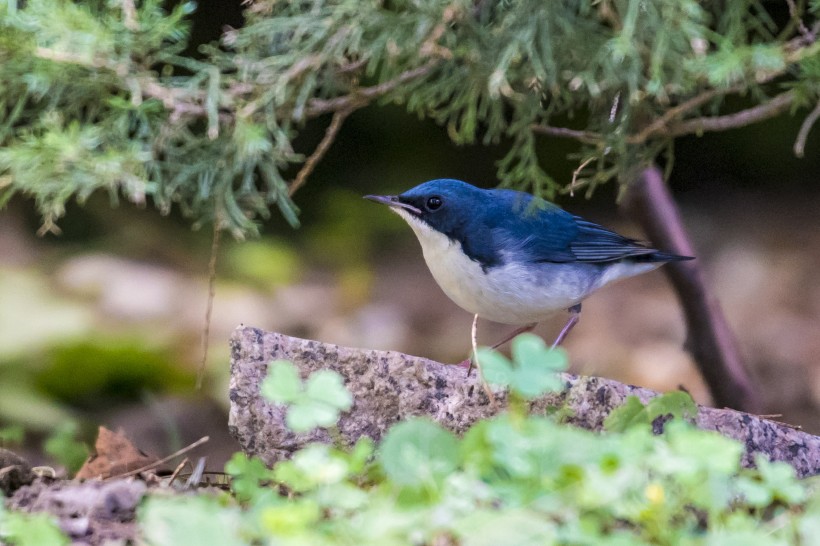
139;496;244;546
347;436;375;474
260;360;302;404
476;348;512;386
273;444;350;491
224;453;273;502
304;370;353;411
42;421;89;473
510;335;565;397
604;396;648;432
667;424;744;475
378;418;459;486
0;424;24;446
511;333;547;367
644;391;698;423
604;392;698;433
477;334;568;400
261;363;352;432
259;500;321;536
511;333;567;373
286;401;340;432
746;455;807;505
0;510;69;546
454;509;557;545
512;357;565;398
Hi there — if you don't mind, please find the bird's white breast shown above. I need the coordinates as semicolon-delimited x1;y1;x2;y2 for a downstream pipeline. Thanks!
394;210;599;324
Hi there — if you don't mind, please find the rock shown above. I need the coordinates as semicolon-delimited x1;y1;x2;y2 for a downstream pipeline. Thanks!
8;478;147;543
229;326;820;477
0;448;34;496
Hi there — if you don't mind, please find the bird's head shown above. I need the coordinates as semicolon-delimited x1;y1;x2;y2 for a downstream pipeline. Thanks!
364;179;487;240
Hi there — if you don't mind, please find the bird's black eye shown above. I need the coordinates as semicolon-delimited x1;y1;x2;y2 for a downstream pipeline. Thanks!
426;196;443;211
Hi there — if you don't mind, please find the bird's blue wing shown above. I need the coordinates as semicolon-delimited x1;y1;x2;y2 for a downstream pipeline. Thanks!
487;191;656;264
485;191;578;263
568;217;657;262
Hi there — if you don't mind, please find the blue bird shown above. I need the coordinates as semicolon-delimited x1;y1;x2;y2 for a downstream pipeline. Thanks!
365;178;692;354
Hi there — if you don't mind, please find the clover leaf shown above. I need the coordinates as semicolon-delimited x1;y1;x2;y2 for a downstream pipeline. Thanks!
261;361;353;433
477;333;568;400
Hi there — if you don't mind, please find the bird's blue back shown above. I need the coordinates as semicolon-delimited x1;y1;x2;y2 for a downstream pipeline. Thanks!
398;179;674;269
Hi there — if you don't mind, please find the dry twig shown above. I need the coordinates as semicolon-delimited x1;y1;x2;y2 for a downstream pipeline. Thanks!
794;100;820;157
198;217;222;390
289;108;354;197
107;436;210;480
668;90;797;138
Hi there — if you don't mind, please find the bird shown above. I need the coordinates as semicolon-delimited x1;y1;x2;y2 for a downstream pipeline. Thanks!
364;178;692;359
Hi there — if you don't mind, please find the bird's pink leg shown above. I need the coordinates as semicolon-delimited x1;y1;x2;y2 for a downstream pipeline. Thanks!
458;321;538;373
550;303;582;349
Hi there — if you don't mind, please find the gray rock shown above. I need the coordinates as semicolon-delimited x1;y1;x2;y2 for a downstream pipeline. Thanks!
229;326;820;477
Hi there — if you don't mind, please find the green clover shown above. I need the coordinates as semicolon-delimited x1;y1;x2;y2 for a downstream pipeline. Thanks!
261;360;353;432
477;333;568;399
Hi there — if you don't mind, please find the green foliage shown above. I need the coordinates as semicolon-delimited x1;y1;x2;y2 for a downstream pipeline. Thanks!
224;452;273;503
0;0;295;237
604;391;699;432
140;358;812;545
0;424;24;447
378;418;459;487
42;421;89;473
35;339;193;408
139;495;245;546
0;504;69;546
224;239;302;288
477;333;567;400
261;360;353;432
2;0;818;234
142;413;819;545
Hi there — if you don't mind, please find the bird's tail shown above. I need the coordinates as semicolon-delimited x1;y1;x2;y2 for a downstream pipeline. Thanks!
634;251;695;263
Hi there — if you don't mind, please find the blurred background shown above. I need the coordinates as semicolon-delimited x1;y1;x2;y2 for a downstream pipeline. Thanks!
1;1;818;470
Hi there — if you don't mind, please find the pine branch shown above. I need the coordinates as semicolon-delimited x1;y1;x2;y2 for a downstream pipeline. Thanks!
9;0;820;235
666;90;797;138
529;124;602;144
303;61;440;119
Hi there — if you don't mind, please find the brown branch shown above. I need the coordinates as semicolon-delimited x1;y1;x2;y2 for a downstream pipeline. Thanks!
239;54;324;118
121;0;139;31
142;60;437;128
794;100;820;157
303;61;439;119
621;164;762;413
786;0;813;43
667;90;797;138
34;47;110;69
533;89;797;145
288;107;353;197
627;87;726;144
530;124;602;144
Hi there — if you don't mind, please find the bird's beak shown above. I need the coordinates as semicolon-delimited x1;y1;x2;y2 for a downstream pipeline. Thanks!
363;194;422;215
